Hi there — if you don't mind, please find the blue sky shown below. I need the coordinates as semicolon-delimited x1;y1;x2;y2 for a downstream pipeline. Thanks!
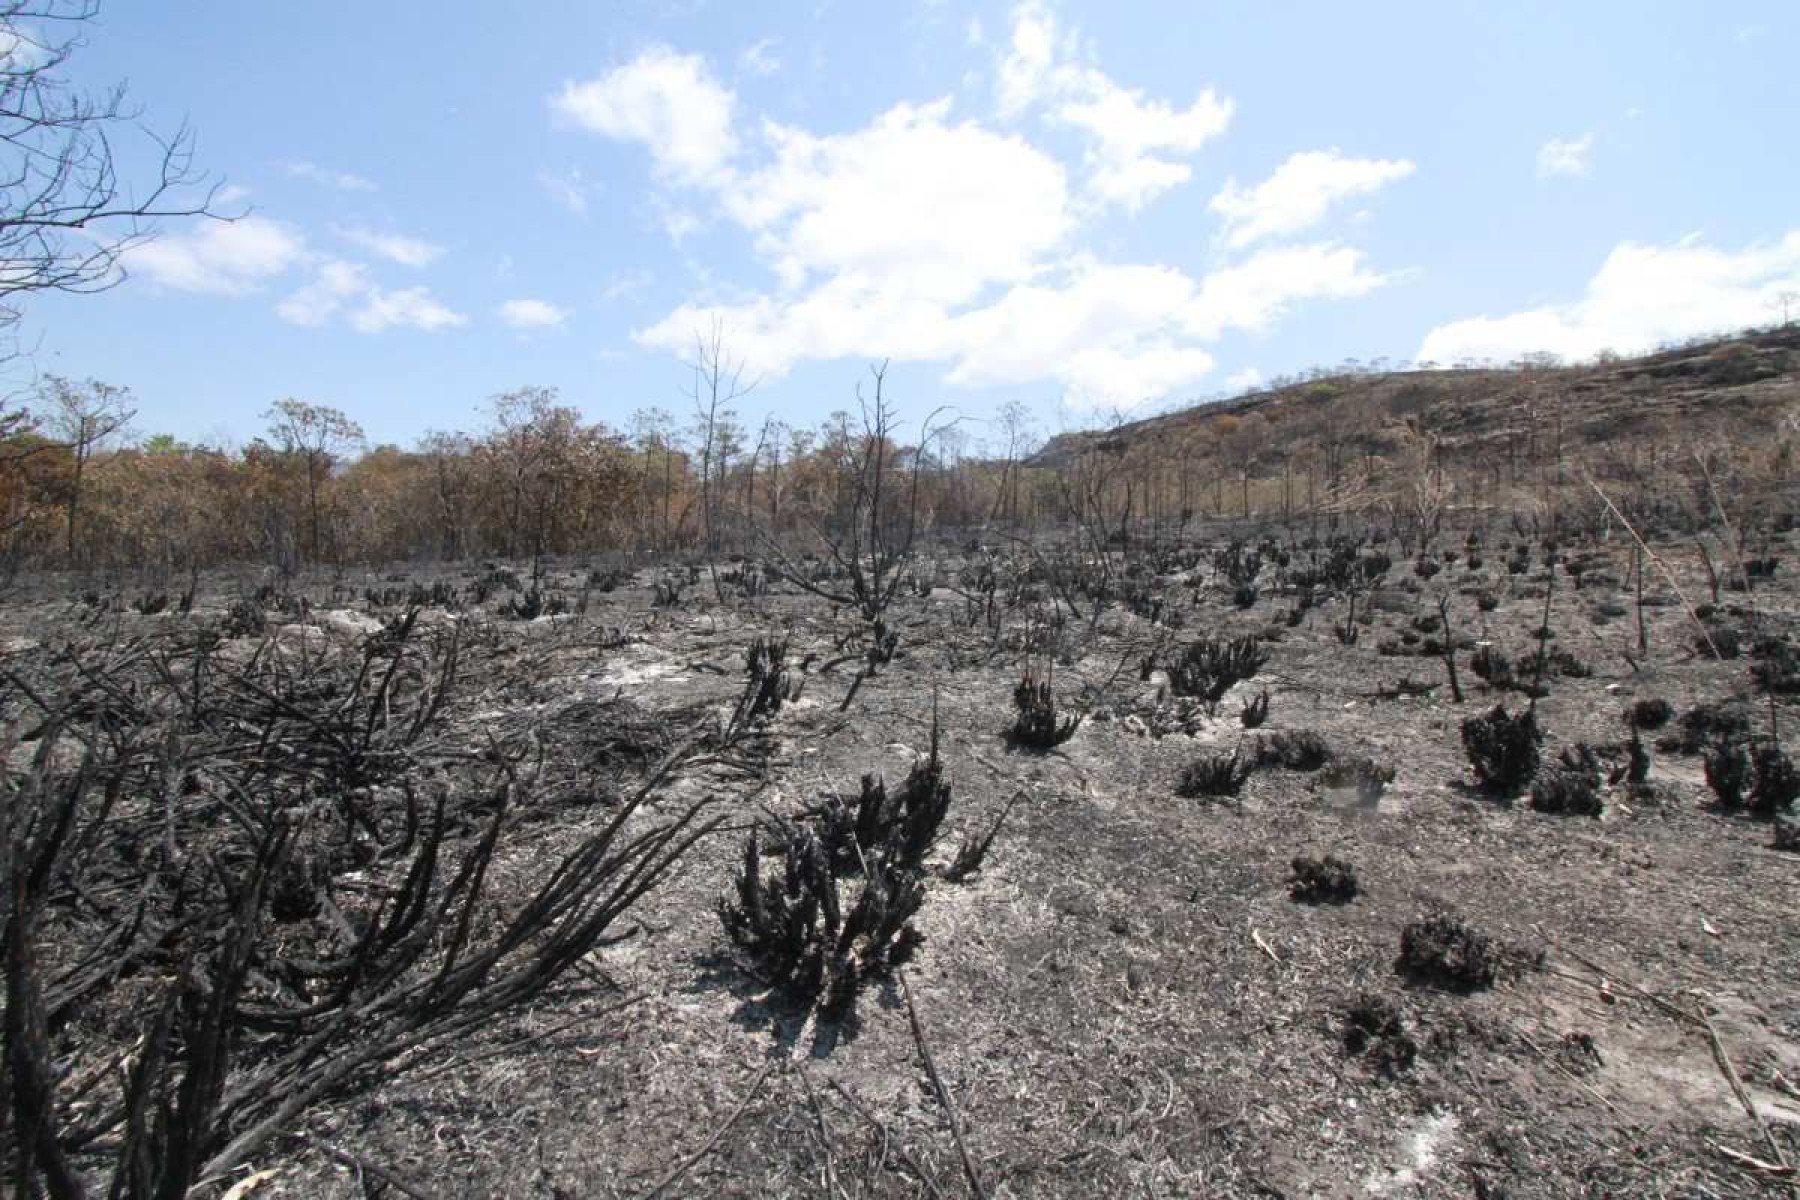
19;1;1800;450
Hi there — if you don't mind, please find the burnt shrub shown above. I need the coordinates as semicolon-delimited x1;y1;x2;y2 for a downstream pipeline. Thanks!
1165;635;1269;707
720;731;955;1019
1530;745;1603;817
1470;645;1514;688
1343;994;1417;1075
1737;741;1800;816
1290;855;1358;904
1176;749;1252;798
1255;729;1333;771
1626;697;1674;731
1705;740;1752;809
1751;636;1800;696
1461;705;1541;796
1398;914;1502;992
1658;700;1751;755
1240;689;1270;728
1009;671;1081;750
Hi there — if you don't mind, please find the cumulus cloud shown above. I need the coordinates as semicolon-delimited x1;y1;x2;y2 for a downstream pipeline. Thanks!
333;226;444;268
1536;133;1594;179
1417;231;1800;365
498;298;568;329
278;260;466;334
1210;150;1415;249
275;259;368;326
350;286;467;334
564;7;1403;409
638;243;1392;409
553;47;737;183
1223;367;1263;392
723;98;1073;302
128;217;308;294
738;38;781;77
994;1;1231;211
282;160;377;192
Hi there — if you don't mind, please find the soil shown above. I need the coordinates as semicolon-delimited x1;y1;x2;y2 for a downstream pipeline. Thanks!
4;528;1798;1199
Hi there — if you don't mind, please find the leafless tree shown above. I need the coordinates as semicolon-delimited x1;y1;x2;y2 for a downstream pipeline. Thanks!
0;1;224;342
683;318;754;598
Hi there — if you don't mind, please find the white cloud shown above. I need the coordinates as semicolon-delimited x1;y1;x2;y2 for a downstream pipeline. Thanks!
278;260;466;334
738;38;781;76
993;1;1231;211
1224;367;1263;392
1536;133;1594;179
333;226;444;268
724;98;1072;302
128;217;308;294
1210;150;1415;249
539;166;597;216
275;259;368;326
350;286;467;334
597;9;1402;408
638;242;1392;408
554;47;737;183
1183;243;1392;339
282;160;377;192
1417;231;1800;365
602;269;652;301
498;298;568;329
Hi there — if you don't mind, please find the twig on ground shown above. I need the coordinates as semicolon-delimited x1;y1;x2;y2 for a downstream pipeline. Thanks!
637;1062;777;1200
900;971;988;1200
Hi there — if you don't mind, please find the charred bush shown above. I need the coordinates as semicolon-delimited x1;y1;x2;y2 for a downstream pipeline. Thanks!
729;635;802;729
1176;749;1252;798
1626;697;1674;730
1530;745;1603;816
1239;689;1270;729
1165;635;1268;708
721;731;955;1019
1397;914;1516;992
1290;855;1358;904
1343;994;1416;1075
1469;645;1514;688
1009;670;1082;750
1460;704;1542;796
1255;729;1332;771
1658;700;1751;755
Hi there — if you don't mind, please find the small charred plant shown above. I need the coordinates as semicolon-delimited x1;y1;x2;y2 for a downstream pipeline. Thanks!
1255;729;1332;772
1530;744;1603;816
1626;697;1674;731
720;729;955;1019
943;791;1020;883
1009;669;1081;750
1397;914;1501;992
729;635;802;730
1239;689;1270;729
1176;749;1252;799
1658;700;1752;755
1289;855;1359;904
1708;739;1800;816
1460;704;1541;796
1165;635;1269;709
1469;645;1514;689
1343;994;1416;1075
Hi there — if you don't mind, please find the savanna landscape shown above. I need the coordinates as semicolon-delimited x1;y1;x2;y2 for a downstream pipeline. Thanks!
3;3;1800;1198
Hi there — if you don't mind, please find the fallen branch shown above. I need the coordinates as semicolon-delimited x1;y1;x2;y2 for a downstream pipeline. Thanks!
637;1062;776;1200
900;971;988;1200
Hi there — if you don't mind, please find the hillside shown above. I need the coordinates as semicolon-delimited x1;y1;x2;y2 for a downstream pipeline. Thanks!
1031;327;1800;472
